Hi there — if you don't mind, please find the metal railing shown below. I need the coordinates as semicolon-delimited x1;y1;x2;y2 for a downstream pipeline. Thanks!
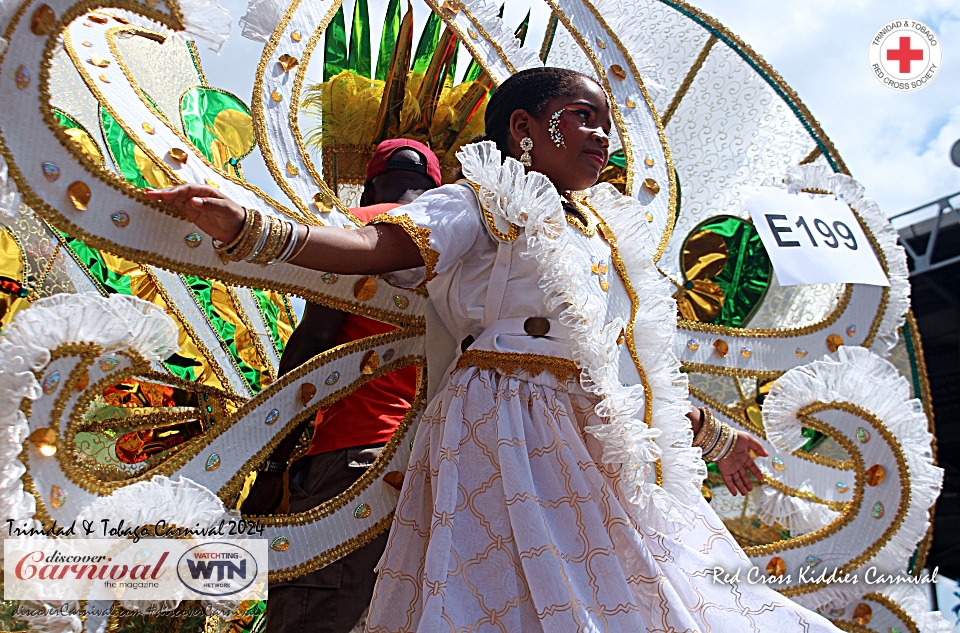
890;191;960;276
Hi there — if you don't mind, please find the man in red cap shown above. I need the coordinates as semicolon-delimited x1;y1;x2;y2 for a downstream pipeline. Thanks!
243;139;441;633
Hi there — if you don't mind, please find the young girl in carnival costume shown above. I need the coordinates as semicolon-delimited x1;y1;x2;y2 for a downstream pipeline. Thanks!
148;67;844;632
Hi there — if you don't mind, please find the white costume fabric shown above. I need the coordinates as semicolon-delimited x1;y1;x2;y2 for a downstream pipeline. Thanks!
363;143;839;632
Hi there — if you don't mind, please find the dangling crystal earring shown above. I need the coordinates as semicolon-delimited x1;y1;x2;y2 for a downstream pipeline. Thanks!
548;109;565;148
520;137;534;167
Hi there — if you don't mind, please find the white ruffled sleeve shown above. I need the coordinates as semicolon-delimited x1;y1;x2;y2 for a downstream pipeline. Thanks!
371;183;483;288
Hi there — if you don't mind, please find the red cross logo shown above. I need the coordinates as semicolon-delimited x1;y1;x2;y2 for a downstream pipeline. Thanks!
886;36;924;73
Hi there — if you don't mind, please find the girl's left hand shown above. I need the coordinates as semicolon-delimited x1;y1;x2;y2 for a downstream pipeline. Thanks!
716;431;767;496
145;184;246;243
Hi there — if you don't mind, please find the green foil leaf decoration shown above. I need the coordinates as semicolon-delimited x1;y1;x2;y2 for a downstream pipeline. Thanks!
180;87;255;170
348;0;371;78
412;11;440;74
680;216;772;328
374;0;401;81
324;5;348;81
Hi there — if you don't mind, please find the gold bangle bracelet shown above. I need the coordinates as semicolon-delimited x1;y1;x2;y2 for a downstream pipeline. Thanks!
254;216;284;265
230;208;264;262
703;422;731;462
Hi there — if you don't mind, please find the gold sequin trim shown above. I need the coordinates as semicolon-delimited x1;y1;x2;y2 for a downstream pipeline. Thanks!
368;212;439;287
457;350;579;383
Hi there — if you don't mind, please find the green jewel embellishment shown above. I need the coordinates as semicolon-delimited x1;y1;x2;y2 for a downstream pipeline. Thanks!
205;453;221;471
354;503;371;519
184;233;202;248
271;536;289;551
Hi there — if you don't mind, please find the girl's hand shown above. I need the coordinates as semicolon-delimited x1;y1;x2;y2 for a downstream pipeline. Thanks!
145;184;246;243
716;431;767;496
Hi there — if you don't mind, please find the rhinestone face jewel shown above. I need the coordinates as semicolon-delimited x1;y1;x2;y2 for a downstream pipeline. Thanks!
205;453;221;471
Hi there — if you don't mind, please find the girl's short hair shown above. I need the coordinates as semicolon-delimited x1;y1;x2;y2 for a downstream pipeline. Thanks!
477;67;598;156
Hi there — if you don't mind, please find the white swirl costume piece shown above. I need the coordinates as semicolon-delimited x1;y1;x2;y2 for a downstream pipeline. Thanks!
363;142;840;632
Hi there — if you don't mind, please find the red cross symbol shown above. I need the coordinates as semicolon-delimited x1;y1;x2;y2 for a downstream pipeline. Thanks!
886;36;924;73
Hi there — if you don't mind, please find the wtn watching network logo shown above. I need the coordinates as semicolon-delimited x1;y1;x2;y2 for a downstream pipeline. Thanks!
177;542;259;596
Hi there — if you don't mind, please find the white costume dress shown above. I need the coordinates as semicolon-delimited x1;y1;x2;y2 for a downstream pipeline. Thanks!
365;143;840;632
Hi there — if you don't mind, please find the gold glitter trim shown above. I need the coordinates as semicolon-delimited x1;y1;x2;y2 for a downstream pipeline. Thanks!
368;212;439;287
745;401;911;599
462;180;520;242
457;350;579;382
662;34;717;128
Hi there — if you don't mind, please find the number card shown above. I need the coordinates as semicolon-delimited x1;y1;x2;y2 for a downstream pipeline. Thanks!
744;186;889;287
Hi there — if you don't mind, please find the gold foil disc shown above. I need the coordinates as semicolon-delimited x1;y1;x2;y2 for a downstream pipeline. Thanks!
299;383;317;406
826;333;844;353
609;64;627;80
277;54;299;72
168;148;188;163
67;181;91;210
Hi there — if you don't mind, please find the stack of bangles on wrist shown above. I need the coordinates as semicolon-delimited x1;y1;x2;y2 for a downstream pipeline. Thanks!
212;207;311;265
693;407;738;463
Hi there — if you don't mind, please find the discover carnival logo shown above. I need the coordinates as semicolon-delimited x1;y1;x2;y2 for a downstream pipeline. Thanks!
869;19;941;92
3;538;267;602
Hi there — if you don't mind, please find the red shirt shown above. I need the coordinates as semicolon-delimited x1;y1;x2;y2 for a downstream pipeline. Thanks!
306;203;417;455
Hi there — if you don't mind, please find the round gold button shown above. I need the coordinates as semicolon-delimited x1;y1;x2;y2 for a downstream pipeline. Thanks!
523;317;550;337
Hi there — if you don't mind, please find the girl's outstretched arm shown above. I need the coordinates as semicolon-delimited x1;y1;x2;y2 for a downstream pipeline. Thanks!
145;184;424;274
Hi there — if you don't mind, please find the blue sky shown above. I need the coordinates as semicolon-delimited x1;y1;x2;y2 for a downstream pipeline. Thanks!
197;0;960;219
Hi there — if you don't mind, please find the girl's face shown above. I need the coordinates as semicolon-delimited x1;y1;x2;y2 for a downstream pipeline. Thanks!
508;77;612;193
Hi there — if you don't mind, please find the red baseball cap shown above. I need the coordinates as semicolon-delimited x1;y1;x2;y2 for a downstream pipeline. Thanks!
365;139;442;188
